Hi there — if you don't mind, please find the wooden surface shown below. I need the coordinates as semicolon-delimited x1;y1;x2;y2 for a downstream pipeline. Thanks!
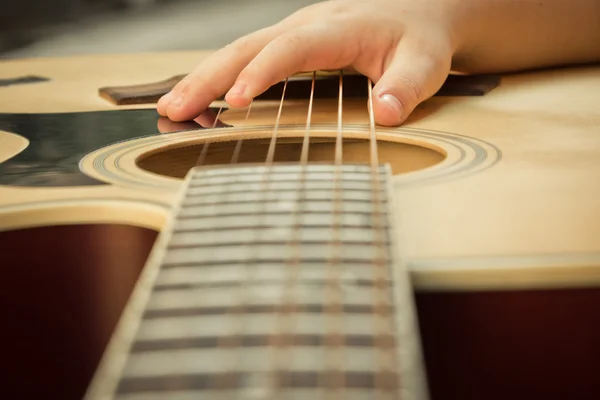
2;51;600;400
1;51;600;291
0;130;28;163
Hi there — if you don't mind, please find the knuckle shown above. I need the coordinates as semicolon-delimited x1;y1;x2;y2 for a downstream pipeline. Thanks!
185;73;207;92
426;50;451;70
397;73;423;102
278;30;305;49
180;73;214;99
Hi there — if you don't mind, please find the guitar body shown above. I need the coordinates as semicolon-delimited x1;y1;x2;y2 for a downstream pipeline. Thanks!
1;51;599;400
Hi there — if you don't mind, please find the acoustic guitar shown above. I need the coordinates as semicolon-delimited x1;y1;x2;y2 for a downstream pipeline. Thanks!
0;51;599;400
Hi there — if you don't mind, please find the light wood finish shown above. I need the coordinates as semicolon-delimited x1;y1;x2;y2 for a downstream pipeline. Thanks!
2;51;599;291
2;51;600;400
0;52;208;113
0;130;28;163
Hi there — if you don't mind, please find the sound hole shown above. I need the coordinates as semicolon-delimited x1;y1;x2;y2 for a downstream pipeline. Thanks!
0;224;158;399
136;137;445;179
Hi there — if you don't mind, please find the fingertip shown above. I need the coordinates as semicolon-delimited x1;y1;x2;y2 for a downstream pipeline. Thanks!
224;83;253;108
164;92;189;121
373;92;406;126
156;91;173;116
224;94;252;108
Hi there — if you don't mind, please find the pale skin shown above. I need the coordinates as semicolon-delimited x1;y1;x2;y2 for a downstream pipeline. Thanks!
157;0;600;126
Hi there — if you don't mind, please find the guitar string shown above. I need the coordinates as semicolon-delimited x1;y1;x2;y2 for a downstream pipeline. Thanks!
230;101;254;164
367;79;399;397
194;105;224;167
193;98;251;391
318;69;346;398
269;71;317;395
224;78;290;398
300;71;316;165
209;92;279;396
194;100;250;391
186;74;395;395
265;78;289;165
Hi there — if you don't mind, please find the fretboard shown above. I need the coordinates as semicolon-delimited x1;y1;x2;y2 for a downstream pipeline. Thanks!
86;163;429;400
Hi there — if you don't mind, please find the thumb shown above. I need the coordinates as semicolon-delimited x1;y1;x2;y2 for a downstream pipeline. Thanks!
372;39;451;126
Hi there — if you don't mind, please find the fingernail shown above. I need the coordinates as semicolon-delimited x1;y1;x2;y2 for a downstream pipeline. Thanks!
228;83;247;97
161;91;173;101
380;93;403;116
158;91;173;107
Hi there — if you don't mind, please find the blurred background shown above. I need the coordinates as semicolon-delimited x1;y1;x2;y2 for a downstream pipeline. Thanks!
0;0;321;59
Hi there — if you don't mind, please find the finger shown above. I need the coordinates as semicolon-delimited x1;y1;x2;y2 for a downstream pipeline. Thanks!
157;25;281;121
224;24;359;108
372;38;452;126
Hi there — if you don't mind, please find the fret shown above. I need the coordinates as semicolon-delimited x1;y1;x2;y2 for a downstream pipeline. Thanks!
130;334;396;352
116;371;397;393
85;164;428;400
153;278;388;291
173;213;376;231
178;199;385;218
147;284;392;311
169;226;386;247
163;244;391;266
182;188;380;205
187;164;387;182
167;239;390;250
189;171;382;185
143;304;394;319
114;389;382;400
186;180;383;196
155;263;392;286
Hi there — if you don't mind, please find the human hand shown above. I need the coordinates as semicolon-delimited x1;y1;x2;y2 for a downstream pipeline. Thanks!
157;0;467;126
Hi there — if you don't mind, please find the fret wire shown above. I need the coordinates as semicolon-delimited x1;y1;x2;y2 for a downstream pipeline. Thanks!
152;278;391;292
161;256;389;269
195;106;224;167
182;196;377;208
167;239;389;251
230;101;253;164
171;223;377;235
367;78;400;395
186;184;386;194
175;210;384;220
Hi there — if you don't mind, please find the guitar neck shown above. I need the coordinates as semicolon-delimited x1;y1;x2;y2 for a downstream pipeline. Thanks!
85;163;429;399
